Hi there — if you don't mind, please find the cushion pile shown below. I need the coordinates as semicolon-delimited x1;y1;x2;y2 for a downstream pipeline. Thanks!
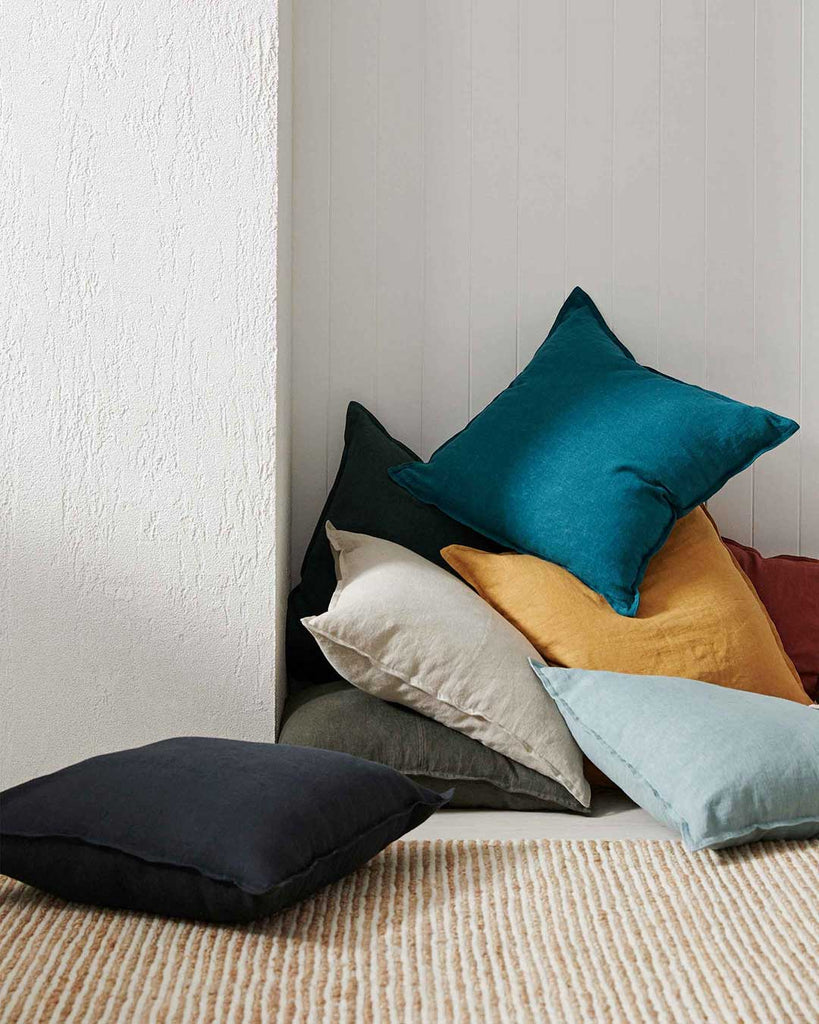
286;401;500;685
301;524;588;806
284;284;815;853
4;285;813;928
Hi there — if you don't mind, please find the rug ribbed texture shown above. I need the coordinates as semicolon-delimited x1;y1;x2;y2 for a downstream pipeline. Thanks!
2;839;818;1024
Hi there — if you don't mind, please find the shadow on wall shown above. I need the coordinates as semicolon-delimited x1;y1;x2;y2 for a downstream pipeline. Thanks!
1;525;279;790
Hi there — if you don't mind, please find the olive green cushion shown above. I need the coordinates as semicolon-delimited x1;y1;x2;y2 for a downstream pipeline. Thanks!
279;682;588;813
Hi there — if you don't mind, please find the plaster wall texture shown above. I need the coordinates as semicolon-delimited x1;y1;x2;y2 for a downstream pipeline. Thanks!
1;1;284;788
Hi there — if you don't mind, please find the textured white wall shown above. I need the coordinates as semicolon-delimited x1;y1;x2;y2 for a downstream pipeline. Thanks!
1;2;286;788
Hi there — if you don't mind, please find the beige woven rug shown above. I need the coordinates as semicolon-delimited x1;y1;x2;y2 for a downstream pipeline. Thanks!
1;838;818;1024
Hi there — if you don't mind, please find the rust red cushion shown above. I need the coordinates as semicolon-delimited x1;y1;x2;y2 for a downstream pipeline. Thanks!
722;538;819;700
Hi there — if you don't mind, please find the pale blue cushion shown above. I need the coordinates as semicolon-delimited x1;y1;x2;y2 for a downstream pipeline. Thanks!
530;660;819;851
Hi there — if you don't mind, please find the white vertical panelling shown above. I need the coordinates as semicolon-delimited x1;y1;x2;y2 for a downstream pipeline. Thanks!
468;0;520;416
704;0;756;544
291;0;330;570
658;0;707;386
276;0;293;728
422;0;472;456
565;0;614;319
803;0;819;557
517;0;567;369
753;0;802;554
290;0;815;571
612;0;661;366
327;0;379;477
375;0;425;454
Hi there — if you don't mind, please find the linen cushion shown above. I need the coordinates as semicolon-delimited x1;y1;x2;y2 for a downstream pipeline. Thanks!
531;661;819;851
0;738;448;922
286;401;499;686
444;507;809;704
301;525;589;806
280;681;588;813
390;286;798;616
723;537;819;699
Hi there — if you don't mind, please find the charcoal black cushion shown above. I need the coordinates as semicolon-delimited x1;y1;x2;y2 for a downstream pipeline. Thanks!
279;682;589;813
287;401;500;687
0;737;448;923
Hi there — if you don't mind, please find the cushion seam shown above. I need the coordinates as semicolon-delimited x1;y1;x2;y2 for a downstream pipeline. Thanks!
1;794;445;897
536;670;691;845
279;730;583;808
304;620;584;803
402;770;583;810
297;402;420;582
693;813;819;852
676;418;799;520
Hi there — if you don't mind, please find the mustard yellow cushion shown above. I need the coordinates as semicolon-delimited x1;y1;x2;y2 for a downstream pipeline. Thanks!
443;508;809;705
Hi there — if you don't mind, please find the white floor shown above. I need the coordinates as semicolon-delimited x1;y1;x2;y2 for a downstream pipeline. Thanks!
411;791;679;842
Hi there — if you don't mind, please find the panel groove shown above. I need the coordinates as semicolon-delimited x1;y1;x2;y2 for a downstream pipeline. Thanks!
659;0;706;386
798;0;804;552
611;0;617;327
804;0;816;555
656;0;663;366
751;0;758;545
324;0;333;493
375;0;425;452
703;0;709;389
291;0;332;569
419;5;427;456
704;0;756;544
613;0;660;366
753;0;802;554
374;0;381;430
467;0;474;421
563;0;569;299
515;0;522;373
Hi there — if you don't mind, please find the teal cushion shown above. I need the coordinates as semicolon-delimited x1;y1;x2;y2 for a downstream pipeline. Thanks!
389;288;798;615
530;660;819;851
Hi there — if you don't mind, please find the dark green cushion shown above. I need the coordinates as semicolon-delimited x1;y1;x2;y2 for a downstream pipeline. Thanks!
286;402;499;686
279;682;588;813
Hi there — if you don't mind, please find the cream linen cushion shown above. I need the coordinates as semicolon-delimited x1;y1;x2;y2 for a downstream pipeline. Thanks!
301;524;589;807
